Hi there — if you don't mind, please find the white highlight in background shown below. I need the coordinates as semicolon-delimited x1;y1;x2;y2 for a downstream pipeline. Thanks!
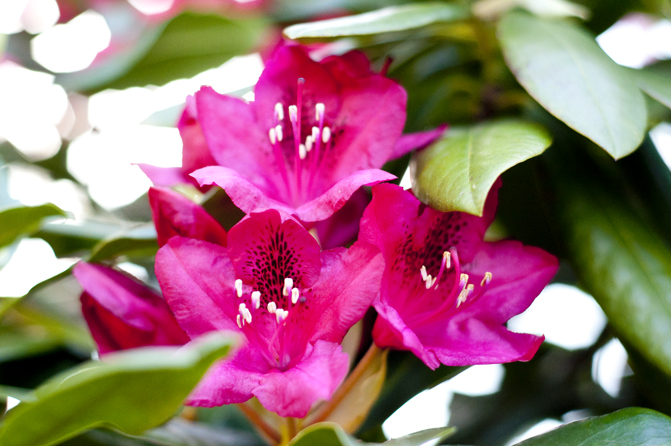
6;397;20;411
597;13;671;68
508;284;607;350
383;364;505;442
0;238;76;297
650;122;671;171
31;10;112;73
592;338;629;398
506;419;563;445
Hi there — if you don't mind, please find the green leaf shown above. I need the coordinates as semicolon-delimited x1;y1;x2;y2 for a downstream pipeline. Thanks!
0;333;235;446
288;422;453;446
0;204;67;249
411;120;551;215
559;182;671;377
88;224;158;262
36;221;127;258
283;3;469;39
498;11;647;159
631;65;671;110
513;408;671;445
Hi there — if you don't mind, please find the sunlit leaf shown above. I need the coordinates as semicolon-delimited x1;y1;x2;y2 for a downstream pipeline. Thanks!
284;3;469;39
288;422;453;446
498;11;646;159
559;182;671;377
88;224;158;262
0;204;67;249
411;120;551;215
513;408;671;445
631;65;671;110
0;333;235;446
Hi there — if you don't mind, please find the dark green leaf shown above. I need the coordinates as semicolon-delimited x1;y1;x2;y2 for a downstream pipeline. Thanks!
631;65;671;110
498;11;647;159
514;408;671;445
559;182;671;377
289;422;453;446
0;333;235;446
88;224;158;262
0;204;67;249
36;221;126;258
284;3;469;39
411;120;551;215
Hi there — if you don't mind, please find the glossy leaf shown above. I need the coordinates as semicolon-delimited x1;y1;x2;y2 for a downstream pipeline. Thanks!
631;65;671;110
498;11;646;159
0;204;66;249
411;120;551;215
284;3;469;39
560;183;671;377
0;333;235;446
88;224;158;262
288;422;453;446
514;408;671;445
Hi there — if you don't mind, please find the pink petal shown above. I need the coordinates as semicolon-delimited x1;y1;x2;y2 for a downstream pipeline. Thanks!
179;95;217;173
138;164;193;188
155;237;240;338
322;50;374;79
73;262;188;355
314;188;370;249
391;125;448;160
149;187;227;247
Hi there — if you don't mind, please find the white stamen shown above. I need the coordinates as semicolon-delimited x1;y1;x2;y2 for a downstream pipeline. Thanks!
239;303;247;312
276;308;289;324
268;128;277;145
420;265;428;281
291;287;300;304
288;105;298;123
235;279;243;298
425;274;433;289
443;251;451;269
299;144;307;160
312;126;320;140
431;276;437;288
236;314;242;328
275;125;283;142
459;273;469;288
481;272;492;286
305;135;313;152
243;307;252;324
457;289;468;307
275;103;284;120
283;278;293;296
251;291;261;309
322;126;331;143
267;301;277;314
315;103;325;120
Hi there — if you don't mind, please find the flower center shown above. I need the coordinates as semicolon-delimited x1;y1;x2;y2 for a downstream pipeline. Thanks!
266;78;334;206
232;275;307;370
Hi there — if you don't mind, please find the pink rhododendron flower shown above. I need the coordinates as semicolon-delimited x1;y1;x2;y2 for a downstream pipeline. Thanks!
155;209;384;417
359;182;558;370
73;262;189;355
143;45;444;226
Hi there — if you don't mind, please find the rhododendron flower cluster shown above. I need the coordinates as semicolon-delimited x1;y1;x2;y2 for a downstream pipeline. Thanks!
73;44;557;431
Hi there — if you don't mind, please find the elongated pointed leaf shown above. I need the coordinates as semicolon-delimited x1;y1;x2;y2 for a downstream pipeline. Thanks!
0;333;235;446
559;182;671;377
498;11;646;159
288;422;453;446
514;408;671;445
631;65;671;110
88;224;158;262
411;120;551;215
0;204;66;249
284;3;469;39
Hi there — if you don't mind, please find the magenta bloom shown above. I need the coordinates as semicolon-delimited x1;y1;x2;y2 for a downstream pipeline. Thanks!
73;262;189;356
146;45;442;224
155;209;383;417
359;183;558;370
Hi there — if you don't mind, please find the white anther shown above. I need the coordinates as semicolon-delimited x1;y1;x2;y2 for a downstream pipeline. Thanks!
288;105;298;123
268;128;277;145
267;301;277;314
283;278;293;296
236;314;242;328
459;273;469;288
239;302;247;312
275;103;284;120
456;289;468;307
312;126;320;140
235;279;243;298
251;291;261;309
481;272;492;287
322;126;331;143
299;144;307;160
243;307;252;324
466;283;474;297
276;308;289;324
315;103;325;120
443;251;451;269
291;287;300;304
420;265;427;281
425;274;434;289
305;135;313;152
275;125;283;142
